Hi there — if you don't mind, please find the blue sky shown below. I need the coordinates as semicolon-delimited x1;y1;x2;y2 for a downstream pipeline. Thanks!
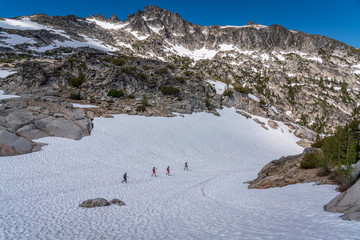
1;0;360;48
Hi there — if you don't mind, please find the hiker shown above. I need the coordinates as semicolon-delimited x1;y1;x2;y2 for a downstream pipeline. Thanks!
151;167;157;177
184;162;188;170
166;166;170;176
122;172;128;183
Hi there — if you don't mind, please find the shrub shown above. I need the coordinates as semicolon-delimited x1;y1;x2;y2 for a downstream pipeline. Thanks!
141;94;148;107
259;99;266;105
234;85;251;94
223;89;233;97
112;58;126;66
311;137;326;148
136;105;146;112
69;69;85;88
300;151;324;169
318;48;327;55
128;94;135;99
69;90;82;100
184;71;193;76
161;86;180;95
167;65;175;70
157;67;169;75
137;73;147;80
175;77;186;83
121;68;131;74
205;98;210;109
107;89;124;98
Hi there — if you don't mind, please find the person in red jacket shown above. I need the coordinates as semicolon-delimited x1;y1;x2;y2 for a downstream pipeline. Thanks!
151;167;157;177
166;166;170;176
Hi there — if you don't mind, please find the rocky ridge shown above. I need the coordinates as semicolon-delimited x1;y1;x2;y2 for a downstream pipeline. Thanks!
0;5;359;133
246;148;335;189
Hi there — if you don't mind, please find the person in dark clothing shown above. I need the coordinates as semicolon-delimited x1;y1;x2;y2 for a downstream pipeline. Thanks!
151;167;157;177
122;172;128;183
166;166;170;176
184;162;188;170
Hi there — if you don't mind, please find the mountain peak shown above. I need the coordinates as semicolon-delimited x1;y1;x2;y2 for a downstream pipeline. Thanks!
143;5;164;13
109;14;120;23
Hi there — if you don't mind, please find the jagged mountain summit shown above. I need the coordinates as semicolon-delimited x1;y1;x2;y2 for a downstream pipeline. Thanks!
0;5;360;133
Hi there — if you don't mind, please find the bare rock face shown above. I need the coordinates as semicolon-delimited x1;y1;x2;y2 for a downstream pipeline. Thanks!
324;179;360;221
246;149;334;189
267;119;279;129
0;96;93;156
294;127;317;141
0;129;33;155
35;117;85;140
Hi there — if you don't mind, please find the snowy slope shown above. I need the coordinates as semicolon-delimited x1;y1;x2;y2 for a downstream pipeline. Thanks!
0;108;359;239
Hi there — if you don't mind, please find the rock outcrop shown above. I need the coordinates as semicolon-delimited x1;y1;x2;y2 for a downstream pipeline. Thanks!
0;96;94;156
79;198;110;208
246;149;334;189
324;178;360;221
0;5;359;133
0;129;34;155
79;198;126;208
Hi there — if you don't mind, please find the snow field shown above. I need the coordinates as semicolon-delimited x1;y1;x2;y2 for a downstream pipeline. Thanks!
0;108;359;239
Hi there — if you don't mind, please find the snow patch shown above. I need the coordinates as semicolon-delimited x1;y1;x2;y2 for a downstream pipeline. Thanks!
0;89;20;99
87;18;129;30
0;17;50;30
271;106;279;114
125;29;149;40
72;103;99;108
148;25;163;34
0;69;17;78
220;24;268;30
260;53;270;61
248;93;260;102
29;35;117;53
206;80;228;94
0;32;36;46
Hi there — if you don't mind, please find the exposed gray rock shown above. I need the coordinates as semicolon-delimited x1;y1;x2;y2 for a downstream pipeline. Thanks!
253;118;265;126
109;198;126;206
324;178;360;221
267;119;279;129
340;212;360;221
294;127;317;141
36;117;84;140
351;161;360;179
0;129;33;155
236;110;252;119
0;96;93;155
79;198;126;208
79;198;110;208
247;148;334;189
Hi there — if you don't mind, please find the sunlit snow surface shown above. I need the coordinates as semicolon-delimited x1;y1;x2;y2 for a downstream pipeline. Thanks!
0;69;17;79
0;108;359;239
72;103;99;108
0;90;19;100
